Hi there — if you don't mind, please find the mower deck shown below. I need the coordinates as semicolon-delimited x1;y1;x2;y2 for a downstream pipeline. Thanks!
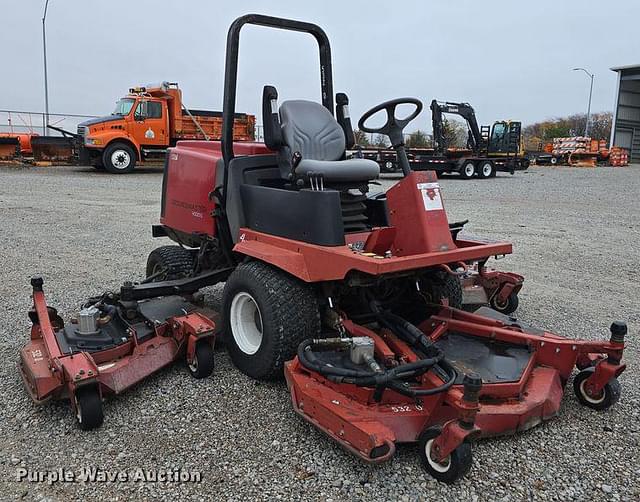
285;305;626;471
19;278;218;429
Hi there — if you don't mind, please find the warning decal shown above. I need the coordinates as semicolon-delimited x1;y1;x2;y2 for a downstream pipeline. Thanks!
417;182;443;211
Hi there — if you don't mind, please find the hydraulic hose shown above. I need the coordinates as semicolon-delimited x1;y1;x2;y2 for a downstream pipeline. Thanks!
297;306;458;399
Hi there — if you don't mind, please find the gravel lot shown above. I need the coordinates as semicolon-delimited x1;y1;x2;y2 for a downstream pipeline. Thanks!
0;164;638;501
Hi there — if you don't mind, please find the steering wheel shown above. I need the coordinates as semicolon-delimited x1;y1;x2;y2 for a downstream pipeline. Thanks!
358;97;423;147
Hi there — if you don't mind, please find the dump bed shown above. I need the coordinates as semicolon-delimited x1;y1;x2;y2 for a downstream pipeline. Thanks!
173;110;255;142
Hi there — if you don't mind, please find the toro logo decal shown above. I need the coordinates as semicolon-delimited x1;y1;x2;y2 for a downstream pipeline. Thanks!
417;182;443;211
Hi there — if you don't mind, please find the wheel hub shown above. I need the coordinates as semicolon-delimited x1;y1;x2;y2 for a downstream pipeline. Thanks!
111;150;131;169
230;292;264;355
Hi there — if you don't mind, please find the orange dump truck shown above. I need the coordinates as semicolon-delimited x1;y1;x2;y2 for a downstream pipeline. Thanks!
77;82;255;173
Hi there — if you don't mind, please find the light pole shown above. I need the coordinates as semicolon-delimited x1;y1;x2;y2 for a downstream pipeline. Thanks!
42;0;51;134
573;67;594;137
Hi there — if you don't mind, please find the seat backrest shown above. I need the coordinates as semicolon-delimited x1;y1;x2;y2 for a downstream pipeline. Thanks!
279;100;346;162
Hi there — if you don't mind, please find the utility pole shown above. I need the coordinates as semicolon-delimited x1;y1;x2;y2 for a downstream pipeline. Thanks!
42;0;51;134
573;67;594;137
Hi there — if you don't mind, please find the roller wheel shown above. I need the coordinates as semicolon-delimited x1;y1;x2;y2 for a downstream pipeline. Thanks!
187;340;215;379
460;160;476;179
490;291;519;314
222;261;320;380
103;142;136;174
146;245;194;281
418;428;473;484
74;385;103;431
573;367;621;411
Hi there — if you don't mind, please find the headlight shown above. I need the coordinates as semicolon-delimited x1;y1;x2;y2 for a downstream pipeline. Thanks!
85;137;103;146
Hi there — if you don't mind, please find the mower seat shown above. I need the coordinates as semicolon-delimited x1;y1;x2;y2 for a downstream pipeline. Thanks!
262;87;379;183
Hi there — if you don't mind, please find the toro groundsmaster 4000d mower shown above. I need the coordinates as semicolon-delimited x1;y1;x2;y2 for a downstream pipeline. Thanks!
19;14;626;482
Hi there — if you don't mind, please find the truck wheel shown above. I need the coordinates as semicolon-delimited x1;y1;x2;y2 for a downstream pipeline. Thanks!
146;245;194;281
103;142;136;174
477;161;495;179
222;261;320;380
460;161;476;179
550;156;558;165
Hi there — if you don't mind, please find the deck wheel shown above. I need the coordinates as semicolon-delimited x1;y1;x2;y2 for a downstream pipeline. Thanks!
573;367;621;411
187;340;215;379
74;385;104;431
418;428;473;484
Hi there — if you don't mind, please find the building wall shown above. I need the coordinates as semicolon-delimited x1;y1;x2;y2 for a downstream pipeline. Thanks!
612;67;640;162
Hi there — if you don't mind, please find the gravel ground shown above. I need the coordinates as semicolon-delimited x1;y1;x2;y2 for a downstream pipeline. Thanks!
0;164;638;501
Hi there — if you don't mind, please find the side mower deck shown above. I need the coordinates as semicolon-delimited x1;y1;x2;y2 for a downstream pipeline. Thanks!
19;277;218;429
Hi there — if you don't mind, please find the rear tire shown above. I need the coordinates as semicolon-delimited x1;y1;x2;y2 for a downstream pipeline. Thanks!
146;245;194;281
222;261;320;380
422;274;463;309
460;161;476;179
74;385;103;431
103;142;136;174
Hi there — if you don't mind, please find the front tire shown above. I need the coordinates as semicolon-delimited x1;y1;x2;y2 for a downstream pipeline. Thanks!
222;261;320;380
103;142;136;174
418;428;473;484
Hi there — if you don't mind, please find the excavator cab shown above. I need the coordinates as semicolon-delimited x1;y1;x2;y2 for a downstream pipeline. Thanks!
487;120;522;156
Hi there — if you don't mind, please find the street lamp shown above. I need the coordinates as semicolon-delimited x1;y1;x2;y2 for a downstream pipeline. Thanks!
573;67;594;137
42;0;51;133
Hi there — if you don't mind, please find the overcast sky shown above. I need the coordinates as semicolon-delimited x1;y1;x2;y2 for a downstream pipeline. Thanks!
2;0;638;133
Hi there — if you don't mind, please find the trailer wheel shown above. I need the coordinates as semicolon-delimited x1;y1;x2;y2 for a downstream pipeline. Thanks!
419;428;473;484
550;156;558;165
187;340;215;379
490;291;519;314
146;245;194;281
460;161;476;179
477;161;495;179
103;142;136;173
573;367;621;411
74;385;103;431
223;261;320;380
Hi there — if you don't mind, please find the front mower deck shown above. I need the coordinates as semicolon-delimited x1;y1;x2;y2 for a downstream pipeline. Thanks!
285;305;626;468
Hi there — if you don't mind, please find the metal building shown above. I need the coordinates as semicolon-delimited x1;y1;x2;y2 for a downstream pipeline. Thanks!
610;64;640;162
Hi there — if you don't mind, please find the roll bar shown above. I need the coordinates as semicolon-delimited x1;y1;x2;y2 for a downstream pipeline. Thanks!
221;14;334;172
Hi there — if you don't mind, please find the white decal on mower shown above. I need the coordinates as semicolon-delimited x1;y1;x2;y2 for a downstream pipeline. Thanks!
417;182;443;212
31;349;44;362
